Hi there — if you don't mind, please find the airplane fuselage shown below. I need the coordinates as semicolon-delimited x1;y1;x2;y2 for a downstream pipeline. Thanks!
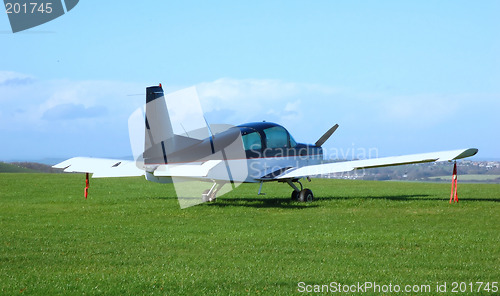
144;122;323;184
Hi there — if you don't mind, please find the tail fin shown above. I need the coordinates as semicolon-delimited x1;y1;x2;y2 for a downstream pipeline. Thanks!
142;85;203;165
145;85;174;146
143;85;174;164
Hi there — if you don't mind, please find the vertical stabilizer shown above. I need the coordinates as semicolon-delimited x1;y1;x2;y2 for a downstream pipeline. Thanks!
144;85;174;164
146;85;174;144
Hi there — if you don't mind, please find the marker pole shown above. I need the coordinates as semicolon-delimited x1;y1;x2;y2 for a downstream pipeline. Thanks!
84;172;89;200
449;162;458;203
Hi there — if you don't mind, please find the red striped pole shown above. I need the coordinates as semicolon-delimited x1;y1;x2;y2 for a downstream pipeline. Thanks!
449;162;458;203
84;172;89;200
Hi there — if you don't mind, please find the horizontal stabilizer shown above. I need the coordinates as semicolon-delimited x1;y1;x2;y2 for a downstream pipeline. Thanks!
53;157;145;178
153;160;222;177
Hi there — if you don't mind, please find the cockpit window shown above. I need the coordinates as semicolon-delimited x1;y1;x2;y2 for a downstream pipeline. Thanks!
263;126;289;148
242;130;262;151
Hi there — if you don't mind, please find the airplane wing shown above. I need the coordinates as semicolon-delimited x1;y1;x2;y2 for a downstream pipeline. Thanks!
272;148;478;180
53;157;145;178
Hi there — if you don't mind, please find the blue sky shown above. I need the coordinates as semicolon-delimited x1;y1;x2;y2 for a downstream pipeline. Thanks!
1;1;499;161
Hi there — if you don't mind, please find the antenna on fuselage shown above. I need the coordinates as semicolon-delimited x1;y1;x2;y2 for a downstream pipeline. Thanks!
204;116;215;139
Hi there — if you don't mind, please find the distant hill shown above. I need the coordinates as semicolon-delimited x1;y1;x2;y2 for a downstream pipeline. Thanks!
0;162;38;173
322;160;500;183
0;162;63;173
11;162;63;173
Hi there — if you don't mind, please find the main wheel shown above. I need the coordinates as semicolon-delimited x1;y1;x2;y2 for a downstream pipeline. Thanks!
298;189;314;202
291;190;300;201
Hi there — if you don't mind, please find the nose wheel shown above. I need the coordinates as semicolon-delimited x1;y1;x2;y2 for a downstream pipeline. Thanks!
287;179;314;202
202;182;225;202
202;189;216;202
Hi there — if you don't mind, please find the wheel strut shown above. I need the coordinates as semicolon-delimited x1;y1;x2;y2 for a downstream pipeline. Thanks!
285;179;314;202
286;179;303;192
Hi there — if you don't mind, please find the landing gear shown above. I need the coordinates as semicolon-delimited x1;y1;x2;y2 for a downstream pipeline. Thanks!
201;182;224;202
286;179;314;202
298;188;314;202
202;189;215;202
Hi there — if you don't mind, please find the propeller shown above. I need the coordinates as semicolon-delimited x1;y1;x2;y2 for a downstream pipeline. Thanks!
315;124;339;147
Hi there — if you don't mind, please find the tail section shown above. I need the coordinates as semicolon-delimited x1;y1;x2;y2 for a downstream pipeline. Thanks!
128;84;249;208
145;85;174;146
143;85;203;165
143;85;174;164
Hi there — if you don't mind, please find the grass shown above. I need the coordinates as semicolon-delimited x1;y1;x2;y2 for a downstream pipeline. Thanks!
0;174;499;295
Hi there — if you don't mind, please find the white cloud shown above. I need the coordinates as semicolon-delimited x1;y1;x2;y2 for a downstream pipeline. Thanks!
0;72;498;159
380;94;459;127
197;78;300;102
195;78;337;126
0;73;146;132
196;78;338;109
0;71;35;87
42;103;108;120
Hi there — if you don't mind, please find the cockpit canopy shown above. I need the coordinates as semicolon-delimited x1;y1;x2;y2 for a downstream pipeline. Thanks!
238;122;297;152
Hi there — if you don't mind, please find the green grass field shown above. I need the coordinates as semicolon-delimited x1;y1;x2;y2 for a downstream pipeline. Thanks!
1;173;499;295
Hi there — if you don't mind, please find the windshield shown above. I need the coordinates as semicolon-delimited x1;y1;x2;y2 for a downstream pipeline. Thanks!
242;130;262;151
263;126;289;149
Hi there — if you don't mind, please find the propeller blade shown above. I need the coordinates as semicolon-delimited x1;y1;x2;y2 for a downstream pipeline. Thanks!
315;124;339;147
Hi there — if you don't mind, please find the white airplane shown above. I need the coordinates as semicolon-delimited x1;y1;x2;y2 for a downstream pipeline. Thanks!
54;84;478;207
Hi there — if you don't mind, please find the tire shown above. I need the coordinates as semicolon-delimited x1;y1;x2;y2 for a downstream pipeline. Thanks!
298;189;314;202
291;190;300;201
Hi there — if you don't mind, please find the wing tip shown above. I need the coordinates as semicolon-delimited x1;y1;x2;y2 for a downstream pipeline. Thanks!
453;148;478;160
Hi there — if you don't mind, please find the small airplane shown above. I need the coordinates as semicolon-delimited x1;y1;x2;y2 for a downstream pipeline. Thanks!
54;84;478;208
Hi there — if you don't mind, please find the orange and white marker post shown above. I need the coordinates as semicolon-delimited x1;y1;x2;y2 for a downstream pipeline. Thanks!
449;162;458;203
84;172;90;200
